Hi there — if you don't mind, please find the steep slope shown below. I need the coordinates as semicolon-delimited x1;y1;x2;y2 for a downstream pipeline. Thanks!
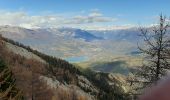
0;36;96;100
5;42;45;63
0;41;23;100
0;35;130;100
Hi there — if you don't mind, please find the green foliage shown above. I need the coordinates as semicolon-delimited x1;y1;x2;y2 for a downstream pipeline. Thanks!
0;58;6;72
0;58;23;100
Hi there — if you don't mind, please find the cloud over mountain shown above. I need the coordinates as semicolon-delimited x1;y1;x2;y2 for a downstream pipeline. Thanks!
0;10;116;29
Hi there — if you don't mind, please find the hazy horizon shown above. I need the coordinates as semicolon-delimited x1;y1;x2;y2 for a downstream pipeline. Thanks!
0;0;169;30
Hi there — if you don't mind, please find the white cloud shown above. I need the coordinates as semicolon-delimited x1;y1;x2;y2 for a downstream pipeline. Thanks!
70;13;114;24
81;24;135;30
0;10;117;29
89;12;102;17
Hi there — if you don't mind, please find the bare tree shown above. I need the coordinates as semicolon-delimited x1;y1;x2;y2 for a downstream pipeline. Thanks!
127;14;170;100
133;14;170;88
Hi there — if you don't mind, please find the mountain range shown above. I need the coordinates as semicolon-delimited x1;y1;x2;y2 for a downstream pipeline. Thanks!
0;25;142;74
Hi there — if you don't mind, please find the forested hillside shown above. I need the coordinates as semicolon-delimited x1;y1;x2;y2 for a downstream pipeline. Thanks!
0;35;129;100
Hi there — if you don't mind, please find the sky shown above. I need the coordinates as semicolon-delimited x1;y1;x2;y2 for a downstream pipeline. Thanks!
0;0;170;30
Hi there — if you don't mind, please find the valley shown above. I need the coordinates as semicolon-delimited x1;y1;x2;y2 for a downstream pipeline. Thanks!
0;1;170;100
0;26;142;74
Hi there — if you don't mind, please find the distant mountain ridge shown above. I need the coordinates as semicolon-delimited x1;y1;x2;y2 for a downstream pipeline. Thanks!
0;26;103;42
88;28;140;42
57;27;103;41
0;25;140;66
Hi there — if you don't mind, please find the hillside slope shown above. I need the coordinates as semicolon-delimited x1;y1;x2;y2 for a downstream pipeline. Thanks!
0;35;130;100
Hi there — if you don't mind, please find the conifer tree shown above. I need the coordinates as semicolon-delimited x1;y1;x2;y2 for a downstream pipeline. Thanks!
0;58;23;99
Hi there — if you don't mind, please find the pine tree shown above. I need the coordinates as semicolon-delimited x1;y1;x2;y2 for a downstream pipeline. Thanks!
0;58;23;100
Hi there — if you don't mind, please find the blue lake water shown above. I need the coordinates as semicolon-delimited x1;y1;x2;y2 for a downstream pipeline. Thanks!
64;56;88;63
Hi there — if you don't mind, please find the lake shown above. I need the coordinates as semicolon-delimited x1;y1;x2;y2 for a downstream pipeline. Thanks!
64;56;88;63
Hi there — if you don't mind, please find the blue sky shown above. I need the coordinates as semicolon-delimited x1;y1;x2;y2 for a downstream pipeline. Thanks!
0;0;170;30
